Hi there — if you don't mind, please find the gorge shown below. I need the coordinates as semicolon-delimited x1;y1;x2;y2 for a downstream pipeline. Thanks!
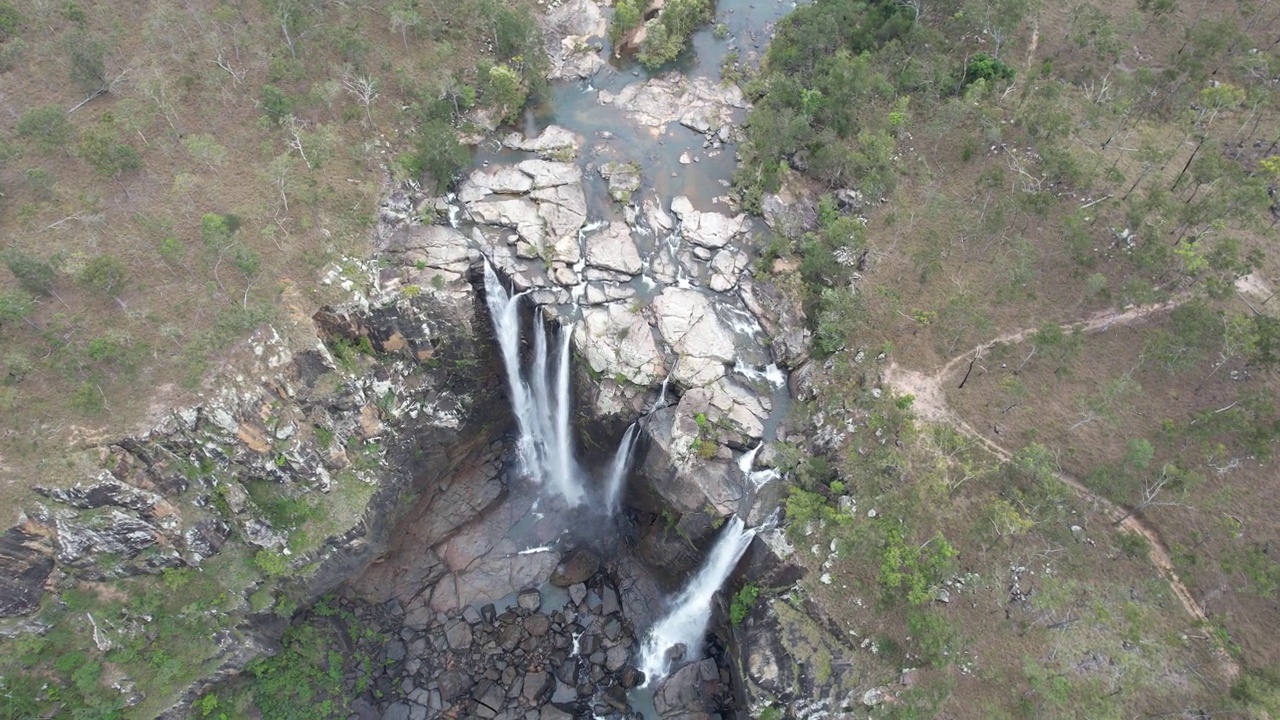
6;0;1266;716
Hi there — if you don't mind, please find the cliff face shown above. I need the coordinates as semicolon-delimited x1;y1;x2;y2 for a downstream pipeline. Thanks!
0;250;518;711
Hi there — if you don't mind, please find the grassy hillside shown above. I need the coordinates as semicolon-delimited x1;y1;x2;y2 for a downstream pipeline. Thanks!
0;0;545;505
738;0;1280;713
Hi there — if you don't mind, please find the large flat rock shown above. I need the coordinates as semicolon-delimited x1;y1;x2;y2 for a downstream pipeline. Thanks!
653;288;736;386
577;302;667;387
585;222;643;275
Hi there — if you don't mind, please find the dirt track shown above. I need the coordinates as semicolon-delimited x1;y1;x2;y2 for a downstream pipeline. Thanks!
882;299;1241;678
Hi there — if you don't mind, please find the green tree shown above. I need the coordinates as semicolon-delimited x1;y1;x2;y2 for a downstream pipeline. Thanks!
78;255;127;296
66;32;108;95
961;52;1015;89
79;120;143;180
388;0;422;50
200;213;236;250
610;0;644;43
0;291;33;329
261;84;294;121
638;0;712;68
407;120;467;193
3;250;56;296
485;64;527;124
879;527;959;605
16;106;73;155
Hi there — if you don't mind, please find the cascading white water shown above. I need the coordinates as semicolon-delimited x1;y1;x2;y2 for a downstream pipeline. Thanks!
738;443;780;489
552;321;580;504
637;516;758;685
484;262;537;459
483;261;584;505
650;374;672;413
603;423;638;517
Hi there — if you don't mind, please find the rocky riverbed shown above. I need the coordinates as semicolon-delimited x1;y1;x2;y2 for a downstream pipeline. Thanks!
316;544;737;720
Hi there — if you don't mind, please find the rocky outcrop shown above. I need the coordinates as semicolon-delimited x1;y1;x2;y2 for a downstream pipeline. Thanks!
653;287;737;387
761;173;819;238
503;125;580;154
603;72;748;137
577;302;666;387
584;221;643;275
654;657;734;720
598;161;642;203
542;0;608;80
671;195;748;249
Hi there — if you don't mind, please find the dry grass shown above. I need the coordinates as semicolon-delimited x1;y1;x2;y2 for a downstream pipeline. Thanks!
781;0;1280;708
948;316;1280;669
0;0;540;507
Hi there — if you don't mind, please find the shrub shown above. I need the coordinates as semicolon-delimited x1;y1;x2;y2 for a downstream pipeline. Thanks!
254;549;291;578
0;291;33;328
879;527;958;605
961;52;1014;89
729;584;760;624
66;32;107;94
200;213;236;249
907;609;957;667
71;381;105;413
79;122;143;179
0;2;23;41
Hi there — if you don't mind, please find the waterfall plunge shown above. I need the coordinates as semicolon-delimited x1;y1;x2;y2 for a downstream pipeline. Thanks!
603;423;638;517
638;515;758;685
483;262;584;505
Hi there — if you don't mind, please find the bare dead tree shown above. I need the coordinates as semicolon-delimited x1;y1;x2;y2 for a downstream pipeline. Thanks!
1113;464;1184;525
286;116;312;169
343;73;379;127
212;50;247;87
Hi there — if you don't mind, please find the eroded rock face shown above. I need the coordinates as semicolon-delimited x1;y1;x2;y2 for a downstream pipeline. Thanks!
4;231;515;719
0;517;55;618
654;657;730;720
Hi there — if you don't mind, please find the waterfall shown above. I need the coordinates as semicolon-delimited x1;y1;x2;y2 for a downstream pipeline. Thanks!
482;261;584;505
638;516;758;685
484;262;536;460
650;374;672;412
603;423;638;517
552;320;580;504
738;443;780;489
